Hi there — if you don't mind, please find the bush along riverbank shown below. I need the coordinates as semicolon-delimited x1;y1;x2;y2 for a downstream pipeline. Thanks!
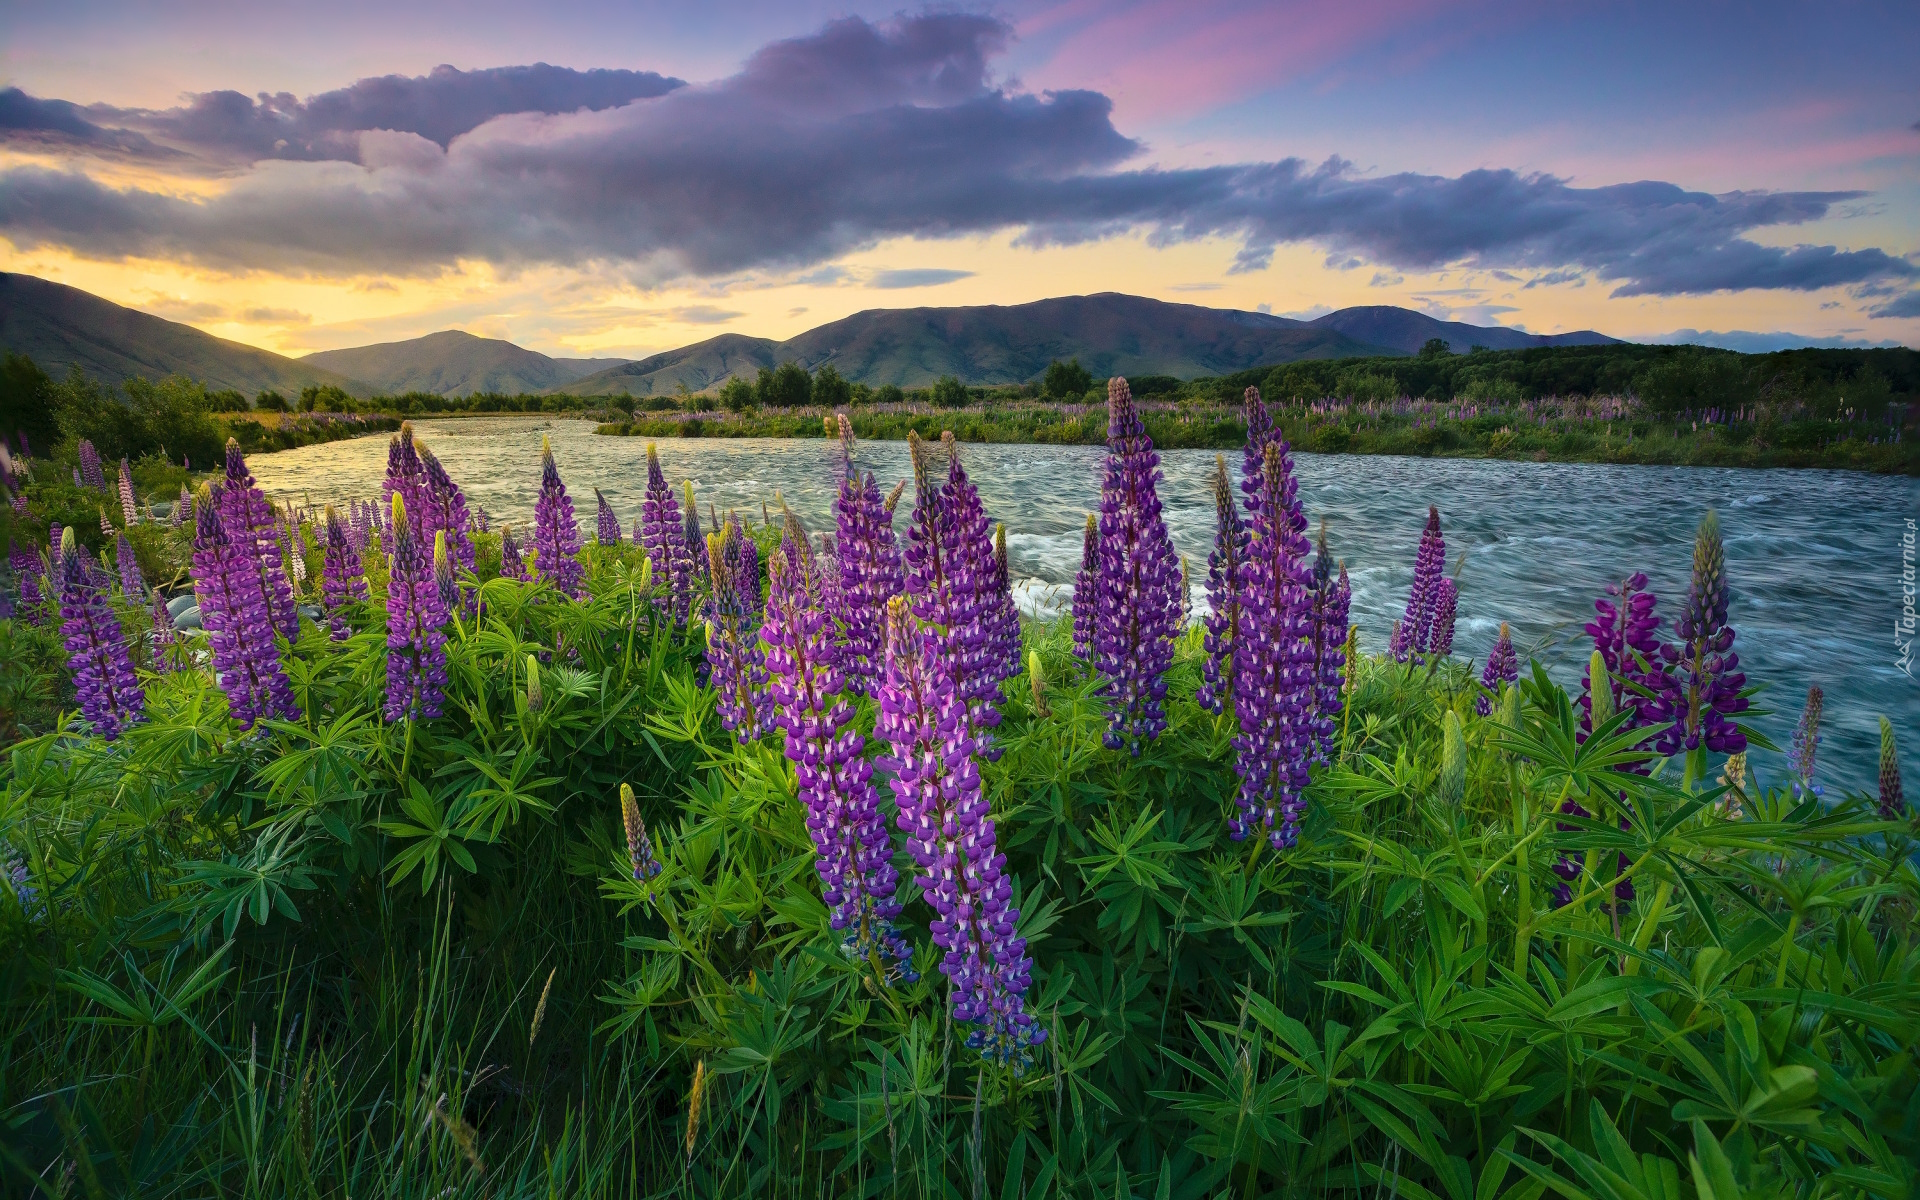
598;391;1918;474
1;385;1915;1198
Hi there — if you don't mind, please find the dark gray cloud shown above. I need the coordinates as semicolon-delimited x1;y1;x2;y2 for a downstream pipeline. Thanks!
869;268;974;288
0;14;1913;302
1868;291;1920;319
3;64;682;164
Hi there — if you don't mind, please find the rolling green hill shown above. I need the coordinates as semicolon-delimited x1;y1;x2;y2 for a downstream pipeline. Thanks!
301;329;628;396
0;272;371;397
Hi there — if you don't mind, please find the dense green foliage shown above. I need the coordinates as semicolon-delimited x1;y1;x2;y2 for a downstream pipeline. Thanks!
1;512;1915;1198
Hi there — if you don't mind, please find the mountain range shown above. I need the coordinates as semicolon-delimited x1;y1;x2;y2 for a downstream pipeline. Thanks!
2;272;1619;399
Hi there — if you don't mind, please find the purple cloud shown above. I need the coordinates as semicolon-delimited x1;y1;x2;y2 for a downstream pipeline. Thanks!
0;14;1912;301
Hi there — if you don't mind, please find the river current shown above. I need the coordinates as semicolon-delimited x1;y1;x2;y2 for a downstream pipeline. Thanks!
247;416;1917;795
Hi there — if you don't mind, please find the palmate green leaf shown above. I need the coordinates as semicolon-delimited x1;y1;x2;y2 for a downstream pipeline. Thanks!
375;774;493;892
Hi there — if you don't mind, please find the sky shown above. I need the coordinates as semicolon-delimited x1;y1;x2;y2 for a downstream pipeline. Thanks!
2;0;1916;361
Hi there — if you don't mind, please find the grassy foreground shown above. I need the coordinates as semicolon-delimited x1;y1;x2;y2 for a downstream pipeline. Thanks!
1;509;1915;1199
598;398;1918;475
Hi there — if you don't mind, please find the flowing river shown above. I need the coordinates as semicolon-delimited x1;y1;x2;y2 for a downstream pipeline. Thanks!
248;415;1917;794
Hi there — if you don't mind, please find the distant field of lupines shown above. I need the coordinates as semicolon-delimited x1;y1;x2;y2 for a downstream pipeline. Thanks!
0;382;1915;1198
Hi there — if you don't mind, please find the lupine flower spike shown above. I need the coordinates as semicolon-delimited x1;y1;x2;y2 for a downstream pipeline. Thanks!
762;526;913;979
1390;507;1445;663
1477;622;1518;716
500;525;530;582
78;440;105;490
222;439;301;641
1230;441;1316;849
901;432;998;745
619;783;664;885
989;523;1021;683
703;528;771;740
114;533;145;603
1786;685;1823;799
596;489;622;546
1306;521;1351;762
433;530;458;616
1071;513;1099;664
384;493;451;721
1879;717;1904;820
321;504;368;641
117;458;138;525
874;597;1039;1063
682;483;706;590
1091;378;1182;754
1652;510;1747;756
191;486;298;729
1196;456;1245;716
639;446;693;624
532;435;585;598
57;529;145;740
833;418;905;698
417;442;475;573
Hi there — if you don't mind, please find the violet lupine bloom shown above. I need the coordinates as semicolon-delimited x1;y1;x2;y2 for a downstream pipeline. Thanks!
682;484;706;590
987;523;1021;684
9;540;44;623
221;440;300;642
1785;685;1823;799
1580;572;1668;736
113;533;145;602
57;532;144;740
383;424;426;514
384;494;451;722
833;426;905;698
474;507;490;533
499;525;531;582
1196;455;1246;716
321;504;367;642
1650;510;1748;756
1231;441;1318;849
901;433;999;743
1477;622;1519;716
703;528;772;741
619;783;664;882
1430;577;1458;657
1240;386;1277;507
1070;513;1099;663
762;534;914;978
1305;521;1351;763
595;489;622;546
638;446;694;623
192;489;298;730
78;440;106;490
117;459;138;526
874;597;1040;1064
532;436;586;599
1091;378;1182;754
417;443;475;574
1390;507;1446;663
176;485;193;527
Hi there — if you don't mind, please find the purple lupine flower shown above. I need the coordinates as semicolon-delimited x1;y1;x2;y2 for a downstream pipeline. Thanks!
1390;507;1445;663
192;489;298;730
417;442;475;574
1306;520;1351;763
620;783;664;882
72;468;82;489
321;504;367;642
1196;454;1246;716
874;597;1040;1065
499;525;531;582
221;439;300;642
987;523;1021;685
703;526;772;740
1091;378;1182;754
77;440;105;490
1650;510;1747;756
1785;685;1823;799
728;515;764;622
9;539;44;623
57;531;144;740
901;432;1000;743
1879;717;1904;820
1580;572;1667;736
113;533;145;602
175;485;193;526
682;483;706;590
474;507;490;533
1430;577;1457;657
595;489;622;546
532;436;585;599
1230;440;1317;849
117;459;138;525
638;446;693;624
1240;386;1276;504
384;493;451;721
1477;622;1518;716
383;423;426;515
1070;513;1099;663
833;422;905;698
148;590;177;671
762;531;913;978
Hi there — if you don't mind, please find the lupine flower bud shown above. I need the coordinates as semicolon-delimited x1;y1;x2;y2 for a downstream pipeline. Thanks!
596;489;622;546
384;493;451;722
619;783;664;882
1028;649;1049;717
500;525;530;581
763;531;913;979
525;654;543;712
1477;622;1518;715
433;529;458;614
532;435;585;598
192;486;298;729
1879;716;1904;819
1091;378;1181;754
1786;685;1823;799
320;504;368;641
57;529;145;740
1196;454;1244;716
875;597;1040;1063
1587;650;1614;730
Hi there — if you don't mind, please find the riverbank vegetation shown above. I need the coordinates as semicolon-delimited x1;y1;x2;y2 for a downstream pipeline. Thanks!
0;385;1913;1197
